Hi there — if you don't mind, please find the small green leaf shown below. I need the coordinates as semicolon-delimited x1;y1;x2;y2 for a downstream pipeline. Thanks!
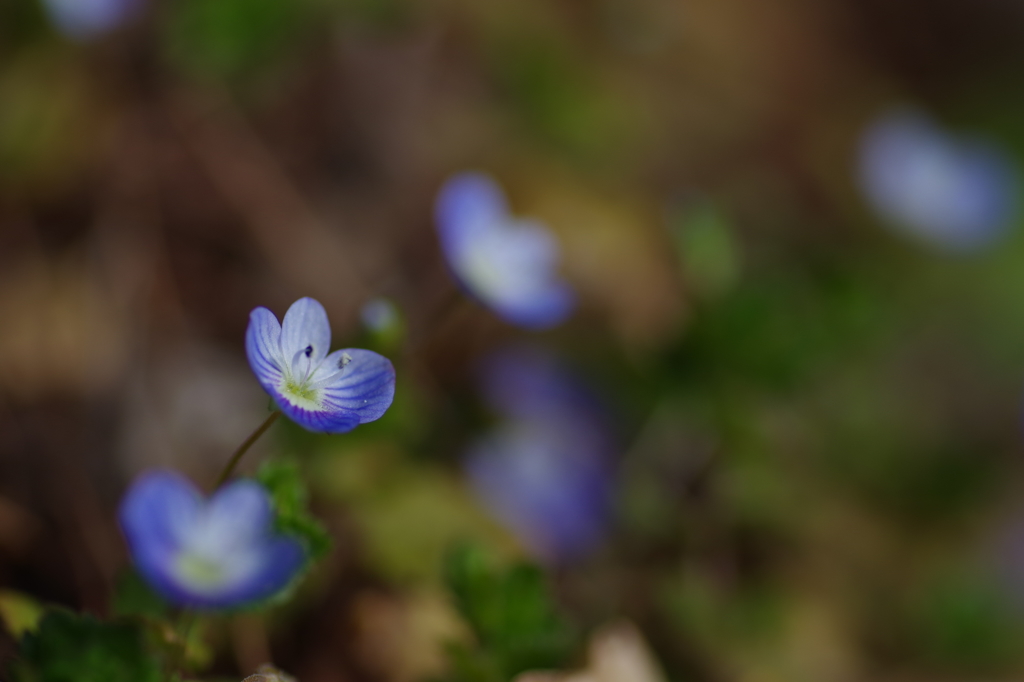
256;459;331;561
10;609;162;682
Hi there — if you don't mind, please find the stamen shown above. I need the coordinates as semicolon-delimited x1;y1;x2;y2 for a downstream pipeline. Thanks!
290;347;312;382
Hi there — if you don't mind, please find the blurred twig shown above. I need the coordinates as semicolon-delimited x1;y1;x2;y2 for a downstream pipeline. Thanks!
167;87;371;326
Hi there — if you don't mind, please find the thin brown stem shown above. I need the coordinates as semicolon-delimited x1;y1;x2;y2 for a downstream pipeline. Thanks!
215;411;281;488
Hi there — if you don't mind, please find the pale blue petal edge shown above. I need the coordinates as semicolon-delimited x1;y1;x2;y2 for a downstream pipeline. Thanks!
245;307;284;392
204;480;275;546
493;282;576;330
118;471;203;606
435;172;508;256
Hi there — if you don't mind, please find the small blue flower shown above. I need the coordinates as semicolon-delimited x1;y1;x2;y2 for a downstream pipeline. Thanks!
435;172;575;329
859;108;1018;252
360;297;399;334
43;0;142;40
119;471;305;609
246;297;396;433
465;348;613;562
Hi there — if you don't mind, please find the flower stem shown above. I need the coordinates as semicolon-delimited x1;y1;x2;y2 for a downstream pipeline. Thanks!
215;411;280;487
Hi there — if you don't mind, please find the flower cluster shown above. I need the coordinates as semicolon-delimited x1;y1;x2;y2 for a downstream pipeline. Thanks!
859;107;1018;252
435;172;575;329
465;348;614;562
120;297;396;609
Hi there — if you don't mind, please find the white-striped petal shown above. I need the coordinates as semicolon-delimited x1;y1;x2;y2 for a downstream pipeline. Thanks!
245;307;285;391
280;298;331;377
320;349;396;424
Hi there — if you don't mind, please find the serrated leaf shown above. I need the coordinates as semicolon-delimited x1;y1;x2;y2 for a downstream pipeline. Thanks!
10;609;162;682
256;459;331;561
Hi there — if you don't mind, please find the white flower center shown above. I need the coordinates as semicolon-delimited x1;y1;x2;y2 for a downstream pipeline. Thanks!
278;347;351;411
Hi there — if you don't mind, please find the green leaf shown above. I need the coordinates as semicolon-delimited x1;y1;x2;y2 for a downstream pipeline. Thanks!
443;544;578;681
256;459;331;561
10;609;162;682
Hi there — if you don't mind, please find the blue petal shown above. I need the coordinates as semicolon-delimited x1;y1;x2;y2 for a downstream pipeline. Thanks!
494;281;576;330
435;172;509;256
320;349;396;424
271;388;362;434
118;471;203;603
281;298;331;372
466;424;610;562
119;471;201;554
246;307;285;392
212;536;307;607
44;0;139;40
202;481;275;548
859;109;1017;251
435;174;575;330
119;472;309;609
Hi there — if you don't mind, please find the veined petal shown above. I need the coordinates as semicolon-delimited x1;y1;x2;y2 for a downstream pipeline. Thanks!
319;349;396;424
246;307;285;391
272;394;361;434
281;297;331;371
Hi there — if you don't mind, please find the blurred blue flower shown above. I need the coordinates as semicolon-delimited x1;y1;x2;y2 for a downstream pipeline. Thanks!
858;108;1017;252
360;297;399;334
435;172;575;329
119;471;305;608
466;348;613;562
42;0;141;40
246;297;396;433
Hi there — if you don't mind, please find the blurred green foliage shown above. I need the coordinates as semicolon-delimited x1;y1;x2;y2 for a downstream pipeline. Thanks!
10;611;162;682
440;545;578;682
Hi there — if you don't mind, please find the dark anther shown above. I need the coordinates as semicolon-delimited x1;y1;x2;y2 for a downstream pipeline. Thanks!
304;345;313;357
339;352;352;368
